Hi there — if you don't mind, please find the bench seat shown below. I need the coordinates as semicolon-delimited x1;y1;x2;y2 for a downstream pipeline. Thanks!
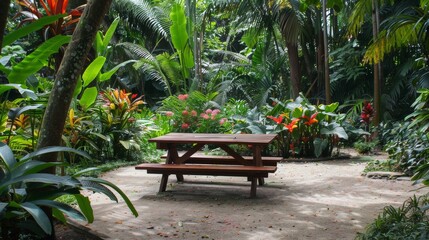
136;163;277;176
135;163;277;197
161;152;283;166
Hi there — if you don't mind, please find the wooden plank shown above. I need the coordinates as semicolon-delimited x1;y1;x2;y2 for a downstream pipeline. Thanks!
149;133;278;145
135;164;276;177
160;152;283;166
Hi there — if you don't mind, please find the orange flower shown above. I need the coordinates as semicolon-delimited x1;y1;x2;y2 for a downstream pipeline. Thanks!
303;113;318;126
267;115;283;125
284;118;299;132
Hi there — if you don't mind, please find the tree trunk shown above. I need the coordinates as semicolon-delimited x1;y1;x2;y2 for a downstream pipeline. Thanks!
286;42;300;99
37;0;113;164
372;0;381;127
0;0;11;52
322;0;331;104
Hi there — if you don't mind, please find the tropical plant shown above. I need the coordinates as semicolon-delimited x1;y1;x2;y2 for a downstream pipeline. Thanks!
265;94;348;158
0;143;138;239
158;91;230;133
356;195;429;240
92;87;145;160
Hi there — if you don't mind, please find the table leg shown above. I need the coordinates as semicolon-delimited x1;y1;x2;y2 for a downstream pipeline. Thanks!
250;177;257;198
258;177;265;186
166;143;184;182
159;174;169;192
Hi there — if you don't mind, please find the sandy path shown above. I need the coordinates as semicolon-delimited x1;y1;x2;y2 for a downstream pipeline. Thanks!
84;155;425;240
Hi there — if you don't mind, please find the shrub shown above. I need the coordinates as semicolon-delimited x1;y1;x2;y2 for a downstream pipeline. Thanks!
354;140;378;154
265;94;348;158
356;195;429;240
158;91;231;133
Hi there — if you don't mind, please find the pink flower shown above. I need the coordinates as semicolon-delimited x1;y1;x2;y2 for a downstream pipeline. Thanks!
212;109;220;115
165;111;174;117
182;110;189;116
205;109;212;114
191;110;197;117
178;94;189;101
219;118;227;125
200;113;210;119
181;123;190;129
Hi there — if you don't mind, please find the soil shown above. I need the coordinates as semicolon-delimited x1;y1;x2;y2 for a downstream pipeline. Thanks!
58;150;426;240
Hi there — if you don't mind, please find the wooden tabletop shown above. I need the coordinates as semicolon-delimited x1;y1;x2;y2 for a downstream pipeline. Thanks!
149;133;278;145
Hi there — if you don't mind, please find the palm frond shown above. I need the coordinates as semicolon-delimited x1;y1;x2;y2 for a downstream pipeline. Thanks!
111;0;169;40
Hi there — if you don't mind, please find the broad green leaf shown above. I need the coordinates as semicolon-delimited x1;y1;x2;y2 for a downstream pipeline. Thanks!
321;123;349;140
79;179;117;202
12;161;64;178
2;14;66;47
8;35;71;85
21;146;91;161
170;4;188;51
79;87;98;110
74;195;94;223
183;44;194;68
80;177;138;217
313;138;328;158
102;17;120;49
99;60;137;82
94;31;104;56
9;104;43;121
53;208;66;224
0;174;79;192
323;102;339;113
73;76;83;97
82;56;106;87
0;142;16;170
32;199;87;222
0;63;11;75
21;202;52;234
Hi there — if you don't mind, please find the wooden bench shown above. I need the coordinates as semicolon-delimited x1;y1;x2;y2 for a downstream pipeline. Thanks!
161;152;283;166
135;163;277;197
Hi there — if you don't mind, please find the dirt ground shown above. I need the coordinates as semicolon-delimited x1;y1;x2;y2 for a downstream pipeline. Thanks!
79;150;426;240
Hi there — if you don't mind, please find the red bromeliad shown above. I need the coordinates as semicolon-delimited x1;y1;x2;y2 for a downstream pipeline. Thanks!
361;102;374;124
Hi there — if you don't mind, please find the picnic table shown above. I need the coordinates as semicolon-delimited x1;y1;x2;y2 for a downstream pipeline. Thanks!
135;133;280;197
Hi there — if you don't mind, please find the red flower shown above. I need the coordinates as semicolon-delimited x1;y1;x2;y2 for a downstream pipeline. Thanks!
181;123;190;129
267;115;284;125
284;118;299;133
360;102;374;124
303;113;318;126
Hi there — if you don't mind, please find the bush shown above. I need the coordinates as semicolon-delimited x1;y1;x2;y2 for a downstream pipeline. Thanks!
354;140;378;154
356;195;429;240
265;94;348;158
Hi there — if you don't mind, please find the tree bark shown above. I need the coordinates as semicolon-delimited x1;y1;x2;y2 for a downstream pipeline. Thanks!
286;42;301;99
37;0;113;165
0;0;11;52
322;0;331;104
372;0;381;127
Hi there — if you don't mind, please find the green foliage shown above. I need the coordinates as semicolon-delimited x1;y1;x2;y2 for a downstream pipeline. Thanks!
170;3;194;81
356;195;429;240
7;35;71;85
354;140;378;154
265;94;348;158
158;91;230;133
363;159;398;174
0;143;138;238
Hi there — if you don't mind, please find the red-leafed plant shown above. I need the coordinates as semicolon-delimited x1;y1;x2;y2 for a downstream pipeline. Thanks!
15;0;85;37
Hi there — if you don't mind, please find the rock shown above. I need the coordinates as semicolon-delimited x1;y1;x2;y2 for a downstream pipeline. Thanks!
366;171;404;179
396;177;412;181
